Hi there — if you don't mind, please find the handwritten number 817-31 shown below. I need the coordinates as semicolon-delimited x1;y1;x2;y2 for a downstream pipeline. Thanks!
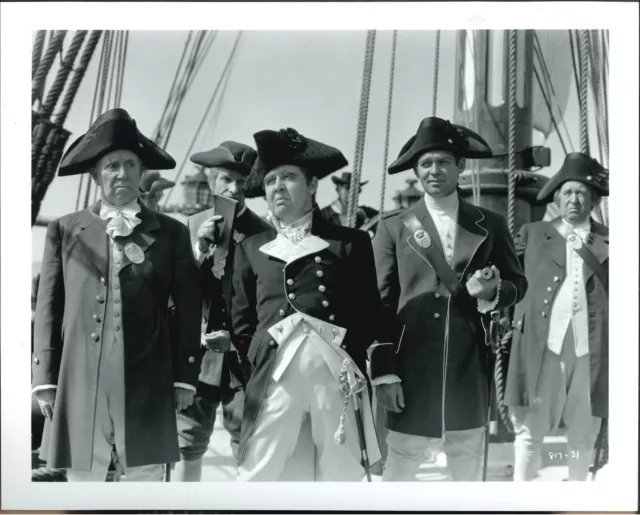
548;451;579;460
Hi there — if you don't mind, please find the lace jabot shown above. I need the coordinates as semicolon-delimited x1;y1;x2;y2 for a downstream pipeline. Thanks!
268;210;314;244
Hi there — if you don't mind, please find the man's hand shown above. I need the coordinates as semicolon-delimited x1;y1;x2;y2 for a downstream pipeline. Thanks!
376;383;405;413
466;265;501;301
34;389;56;420
174;387;195;412
201;330;232;353
196;215;224;253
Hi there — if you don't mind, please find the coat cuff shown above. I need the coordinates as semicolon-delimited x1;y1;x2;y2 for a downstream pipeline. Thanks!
368;341;397;379
32;384;57;394
371;374;402;386
477;279;501;314
174;382;196;393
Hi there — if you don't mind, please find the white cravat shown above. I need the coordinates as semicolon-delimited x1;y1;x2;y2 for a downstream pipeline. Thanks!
424;192;459;265
100;197;142;239
547;218;591;357
268;210;314;244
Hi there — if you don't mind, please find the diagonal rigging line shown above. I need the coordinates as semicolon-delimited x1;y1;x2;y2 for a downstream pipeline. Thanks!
162;31;244;207
533;65;568;155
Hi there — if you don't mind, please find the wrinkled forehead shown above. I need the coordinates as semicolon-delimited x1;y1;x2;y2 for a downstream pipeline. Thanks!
417;149;457;165
98;149;141;169
210;167;246;181
264;164;306;180
559;180;590;194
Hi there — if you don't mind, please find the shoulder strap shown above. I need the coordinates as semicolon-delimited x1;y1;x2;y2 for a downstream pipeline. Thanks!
400;210;473;310
550;218;608;294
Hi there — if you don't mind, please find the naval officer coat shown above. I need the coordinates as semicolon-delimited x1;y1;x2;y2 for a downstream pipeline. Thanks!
32;202;203;469
231;211;383;464
186;206;272;389
504;219;609;418
370;197;528;438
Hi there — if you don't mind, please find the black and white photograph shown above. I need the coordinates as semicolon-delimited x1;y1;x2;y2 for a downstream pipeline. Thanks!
1;2;638;512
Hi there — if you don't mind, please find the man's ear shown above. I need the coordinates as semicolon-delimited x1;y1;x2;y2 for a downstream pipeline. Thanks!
457;157;466;172
309;176;319;196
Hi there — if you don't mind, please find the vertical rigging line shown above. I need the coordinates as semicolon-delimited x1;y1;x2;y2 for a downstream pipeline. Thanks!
432;30;441;116
379;30;397;213
507;30;518;239
579;30;590;154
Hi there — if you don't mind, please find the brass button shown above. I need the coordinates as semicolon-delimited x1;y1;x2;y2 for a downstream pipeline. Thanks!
222;322;227;328
279;309;285;317
91;333;100;342
114;284;120;290
434;292;441;299
34;357;40;365
541;311;547;317
543;299;549;305
547;287;552;292
96;295;104;303
316;270;324;278
287;279;294;286
586;175;593;181
114;325;121;331
329;315;335;321
114;311;121;318
553;276;559;283
100;277;106;285
434;313;441;319
221;307;226;313
322;300;329;307
314;256;322;263
288;293;296;300
341;344;347;350
517;321;522;328
269;340;277;348
188;356;195;363
318;285;326;292
93;314;101;322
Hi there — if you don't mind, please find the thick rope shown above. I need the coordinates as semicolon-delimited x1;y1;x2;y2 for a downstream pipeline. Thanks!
494;329;514;432
32;31;67;107
32;31;47;80
579;30;590;154
55;31;102;124
432;30;441;116
507;30;518;238
379;30;397;213
347;30;376;228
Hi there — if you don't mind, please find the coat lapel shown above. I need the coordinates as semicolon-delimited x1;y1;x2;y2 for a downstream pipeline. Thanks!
542;222;567;270
74;204;109;278
452;200;487;279
585;220;609;282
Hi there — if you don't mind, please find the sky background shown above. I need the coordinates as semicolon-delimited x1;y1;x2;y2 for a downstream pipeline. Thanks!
32;29;603;269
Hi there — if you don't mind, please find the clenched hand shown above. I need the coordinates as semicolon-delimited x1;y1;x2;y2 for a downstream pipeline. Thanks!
35;388;56;420
376;382;405;413
174;387;195;412
466;265;500;301
196;215;224;253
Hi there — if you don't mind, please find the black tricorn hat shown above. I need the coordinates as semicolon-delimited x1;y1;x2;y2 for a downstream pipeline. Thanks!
190;141;257;176
388;117;493;175
58;108;176;176
243;128;348;199
139;170;175;196
536;152;609;203
331;170;368;188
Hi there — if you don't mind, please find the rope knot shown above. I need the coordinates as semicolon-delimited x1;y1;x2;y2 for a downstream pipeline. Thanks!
334;357;366;445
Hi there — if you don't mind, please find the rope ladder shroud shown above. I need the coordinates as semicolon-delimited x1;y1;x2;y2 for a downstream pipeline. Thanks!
347;30;376;228
379;30;397;213
32;30;67;107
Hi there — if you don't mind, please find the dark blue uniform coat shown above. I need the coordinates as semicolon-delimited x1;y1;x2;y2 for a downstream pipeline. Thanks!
231;212;383;464
370;198;527;438
33;203;202;469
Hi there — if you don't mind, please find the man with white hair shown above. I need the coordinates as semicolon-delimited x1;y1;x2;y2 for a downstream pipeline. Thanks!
32;108;202;481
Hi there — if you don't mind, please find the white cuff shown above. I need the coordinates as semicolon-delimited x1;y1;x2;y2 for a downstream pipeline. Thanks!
194;241;214;266
32;384;57;394
371;374;402;386
174;382;196;393
477;279;501;314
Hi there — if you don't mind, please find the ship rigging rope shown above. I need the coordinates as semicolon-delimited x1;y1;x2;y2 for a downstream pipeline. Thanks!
432;30;441;117
32;31;47;80
379;30;397;214
507;30;517;238
162;31;243;207
579;30;590;154
32;31;67;107
347;30;376;228
201;42;237;146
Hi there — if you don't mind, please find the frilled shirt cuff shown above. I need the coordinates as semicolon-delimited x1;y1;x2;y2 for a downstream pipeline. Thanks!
194;241;214;266
32;384;57;394
477;279;502;314
174;382;196;393
371;374;402;387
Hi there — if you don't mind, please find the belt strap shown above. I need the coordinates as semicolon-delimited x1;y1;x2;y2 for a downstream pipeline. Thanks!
550;218;608;295
400;210;473;311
